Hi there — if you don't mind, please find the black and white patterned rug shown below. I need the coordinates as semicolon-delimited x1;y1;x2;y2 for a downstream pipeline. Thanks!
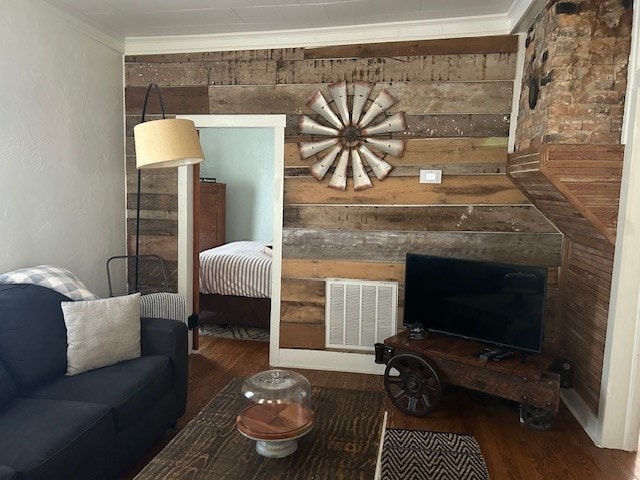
199;324;269;342
379;429;490;480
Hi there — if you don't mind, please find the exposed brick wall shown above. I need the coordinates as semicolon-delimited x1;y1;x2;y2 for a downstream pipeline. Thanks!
515;0;632;150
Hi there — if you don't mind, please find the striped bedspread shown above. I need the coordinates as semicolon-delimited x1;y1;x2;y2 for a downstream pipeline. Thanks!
199;241;272;298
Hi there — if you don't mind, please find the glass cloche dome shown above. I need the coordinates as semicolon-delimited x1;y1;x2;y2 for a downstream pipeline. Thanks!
236;369;314;458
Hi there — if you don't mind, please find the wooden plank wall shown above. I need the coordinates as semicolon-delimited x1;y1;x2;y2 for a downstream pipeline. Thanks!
508;144;623;414
124;35;563;353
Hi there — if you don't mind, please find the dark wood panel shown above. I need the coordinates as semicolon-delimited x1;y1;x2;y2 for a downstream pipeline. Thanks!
557;239;615;415
127;235;178;262
126;172;178;195
198;182;226;252
125;86;209;115
305;35;519;58
126;63;208;87
127;218;177;237
283;229;563;266
283;205;558;233
127;193;177;211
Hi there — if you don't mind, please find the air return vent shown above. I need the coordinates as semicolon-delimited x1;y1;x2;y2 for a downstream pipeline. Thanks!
325;278;398;351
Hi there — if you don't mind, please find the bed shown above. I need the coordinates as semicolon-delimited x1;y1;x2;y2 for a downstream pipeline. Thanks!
199;240;272;329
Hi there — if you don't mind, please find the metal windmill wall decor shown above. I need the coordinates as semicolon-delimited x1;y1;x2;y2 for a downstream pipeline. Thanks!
297;81;406;191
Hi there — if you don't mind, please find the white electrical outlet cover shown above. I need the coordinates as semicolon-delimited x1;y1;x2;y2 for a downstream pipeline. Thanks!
419;169;442;184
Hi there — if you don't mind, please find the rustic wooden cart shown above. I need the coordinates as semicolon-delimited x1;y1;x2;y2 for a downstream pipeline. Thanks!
381;330;561;429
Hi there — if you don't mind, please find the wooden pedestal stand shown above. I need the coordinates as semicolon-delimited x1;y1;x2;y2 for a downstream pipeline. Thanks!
383;330;561;429
237;402;315;458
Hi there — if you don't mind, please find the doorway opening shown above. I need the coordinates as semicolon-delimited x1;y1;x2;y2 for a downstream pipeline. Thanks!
176;115;286;364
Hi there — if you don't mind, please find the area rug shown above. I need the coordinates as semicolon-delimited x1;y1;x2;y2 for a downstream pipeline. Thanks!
379;428;490;480
134;378;385;480
200;324;269;341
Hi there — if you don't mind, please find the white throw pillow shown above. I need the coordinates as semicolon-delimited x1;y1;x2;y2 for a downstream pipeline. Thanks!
62;293;141;376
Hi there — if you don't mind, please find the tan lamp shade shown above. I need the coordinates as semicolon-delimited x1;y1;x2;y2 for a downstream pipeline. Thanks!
134;118;204;169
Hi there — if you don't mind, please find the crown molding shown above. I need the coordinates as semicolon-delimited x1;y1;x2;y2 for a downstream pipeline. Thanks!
508;0;548;33
39;0;544;56
39;0;124;53
124;14;512;55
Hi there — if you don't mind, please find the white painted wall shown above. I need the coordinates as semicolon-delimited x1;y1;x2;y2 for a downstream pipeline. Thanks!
0;1;125;297
199;128;275;243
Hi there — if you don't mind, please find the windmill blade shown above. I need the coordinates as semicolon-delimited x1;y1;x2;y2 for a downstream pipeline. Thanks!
351;81;373;126
351;149;373;191
328;149;350;191
328;81;350;127
359;144;393;180
309;144;342;181
299;115;340;136
298;138;340;159
307;91;344;128
361;112;407;136
364;137;406;157
359;89;396;128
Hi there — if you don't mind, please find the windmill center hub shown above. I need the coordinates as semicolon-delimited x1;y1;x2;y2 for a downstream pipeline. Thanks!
341;126;362;147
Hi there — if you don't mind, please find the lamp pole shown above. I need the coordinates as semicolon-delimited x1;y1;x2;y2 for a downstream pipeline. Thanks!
134;83;165;292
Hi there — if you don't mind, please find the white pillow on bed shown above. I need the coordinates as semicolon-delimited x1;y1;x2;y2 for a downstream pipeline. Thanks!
262;245;273;256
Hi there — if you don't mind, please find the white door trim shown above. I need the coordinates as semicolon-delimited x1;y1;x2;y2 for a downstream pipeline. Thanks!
176;114;286;366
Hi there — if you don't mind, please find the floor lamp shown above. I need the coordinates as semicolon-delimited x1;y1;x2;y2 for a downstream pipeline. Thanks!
132;83;204;292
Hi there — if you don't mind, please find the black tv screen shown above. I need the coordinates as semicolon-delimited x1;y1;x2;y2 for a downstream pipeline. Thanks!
403;253;547;353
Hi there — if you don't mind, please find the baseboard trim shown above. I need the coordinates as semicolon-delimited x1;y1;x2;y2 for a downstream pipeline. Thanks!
275;348;386;375
560;388;601;447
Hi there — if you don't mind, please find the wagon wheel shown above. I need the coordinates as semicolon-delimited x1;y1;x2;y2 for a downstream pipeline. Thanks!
384;353;442;417
519;404;555;430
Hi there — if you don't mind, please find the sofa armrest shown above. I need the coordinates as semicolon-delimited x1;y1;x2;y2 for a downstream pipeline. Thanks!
0;465;17;480
140;317;188;417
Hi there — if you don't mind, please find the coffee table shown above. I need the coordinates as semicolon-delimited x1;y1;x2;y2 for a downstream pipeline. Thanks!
133;378;385;480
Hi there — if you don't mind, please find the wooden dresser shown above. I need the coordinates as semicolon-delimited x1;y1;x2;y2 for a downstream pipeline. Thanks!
199;182;226;252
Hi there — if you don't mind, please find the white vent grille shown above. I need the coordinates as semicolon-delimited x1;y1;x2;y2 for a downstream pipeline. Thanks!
326;278;398;351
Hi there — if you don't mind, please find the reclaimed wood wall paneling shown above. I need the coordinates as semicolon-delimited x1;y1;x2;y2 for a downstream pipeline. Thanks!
283;205;558;233
124;35;564;353
304;35;519;58
283;176;529;205
282;229;562;266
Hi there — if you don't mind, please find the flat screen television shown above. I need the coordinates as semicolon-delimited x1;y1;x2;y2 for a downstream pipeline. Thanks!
403;253;547;353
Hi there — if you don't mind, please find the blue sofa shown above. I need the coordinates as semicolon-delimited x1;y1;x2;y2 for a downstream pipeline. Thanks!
0;283;188;480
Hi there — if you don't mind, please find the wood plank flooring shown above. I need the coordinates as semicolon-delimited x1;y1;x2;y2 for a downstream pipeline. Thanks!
123;337;640;480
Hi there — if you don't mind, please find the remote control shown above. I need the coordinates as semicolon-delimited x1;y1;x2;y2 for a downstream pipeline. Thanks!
479;348;502;361
492;351;515;362
474;347;493;357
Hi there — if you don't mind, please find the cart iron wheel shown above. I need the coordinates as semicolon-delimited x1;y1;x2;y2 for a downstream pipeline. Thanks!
519;404;555;430
384;353;442;417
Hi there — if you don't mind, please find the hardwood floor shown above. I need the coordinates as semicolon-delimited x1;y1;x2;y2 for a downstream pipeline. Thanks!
124;337;640;479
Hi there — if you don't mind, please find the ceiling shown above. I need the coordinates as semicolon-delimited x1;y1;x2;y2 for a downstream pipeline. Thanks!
42;0;541;39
